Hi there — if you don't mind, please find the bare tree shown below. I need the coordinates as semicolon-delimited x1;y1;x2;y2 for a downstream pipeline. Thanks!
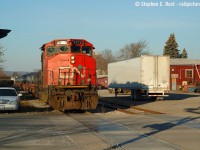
94;53;104;74
95;49;115;75
0;45;6;76
119;40;150;59
12;72;19;78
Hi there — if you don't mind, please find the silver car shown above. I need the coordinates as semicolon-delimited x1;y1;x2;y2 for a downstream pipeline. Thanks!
0;87;22;111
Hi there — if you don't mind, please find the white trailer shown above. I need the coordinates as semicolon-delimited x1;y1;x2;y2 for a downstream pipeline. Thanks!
108;55;170;100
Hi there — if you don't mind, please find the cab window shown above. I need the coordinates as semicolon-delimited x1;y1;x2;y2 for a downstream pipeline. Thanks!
82;46;92;56
59;46;69;53
71;46;81;53
47;46;57;56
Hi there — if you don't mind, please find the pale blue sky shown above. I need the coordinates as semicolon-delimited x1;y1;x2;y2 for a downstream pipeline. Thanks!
1;0;200;71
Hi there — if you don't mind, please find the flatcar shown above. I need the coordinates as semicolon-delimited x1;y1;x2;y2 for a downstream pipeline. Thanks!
15;72;37;93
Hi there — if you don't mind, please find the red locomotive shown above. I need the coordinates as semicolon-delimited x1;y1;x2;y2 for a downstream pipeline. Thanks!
37;38;98;110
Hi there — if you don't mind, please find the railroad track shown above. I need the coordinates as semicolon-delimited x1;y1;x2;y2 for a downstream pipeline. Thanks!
65;111;180;150
98;100;164;114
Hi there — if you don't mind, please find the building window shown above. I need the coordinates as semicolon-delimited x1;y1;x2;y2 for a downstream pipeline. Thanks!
185;69;193;78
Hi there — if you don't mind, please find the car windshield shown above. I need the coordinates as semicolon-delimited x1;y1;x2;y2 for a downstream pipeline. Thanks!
0;89;17;96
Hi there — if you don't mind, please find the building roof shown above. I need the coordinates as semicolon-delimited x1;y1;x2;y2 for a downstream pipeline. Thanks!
0;29;11;39
170;59;200;65
97;75;107;79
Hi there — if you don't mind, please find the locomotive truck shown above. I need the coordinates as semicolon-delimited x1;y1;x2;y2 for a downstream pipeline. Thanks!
16;39;98;111
108;55;170;100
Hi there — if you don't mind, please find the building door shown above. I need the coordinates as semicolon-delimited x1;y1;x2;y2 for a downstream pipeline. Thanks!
172;78;177;90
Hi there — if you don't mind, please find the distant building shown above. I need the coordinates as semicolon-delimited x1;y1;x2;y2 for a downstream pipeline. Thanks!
0;29;11;39
97;75;108;89
170;59;200;91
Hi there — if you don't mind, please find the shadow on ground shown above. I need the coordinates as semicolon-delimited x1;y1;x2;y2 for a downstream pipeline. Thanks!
167;92;200;100
185;107;200;114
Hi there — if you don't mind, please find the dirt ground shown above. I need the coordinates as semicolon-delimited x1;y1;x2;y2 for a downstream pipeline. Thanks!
19;93;52;112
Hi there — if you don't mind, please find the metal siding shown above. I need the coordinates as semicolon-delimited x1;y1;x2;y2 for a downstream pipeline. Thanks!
141;56;155;89
108;57;141;89
158;56;170;90
141;56;170;90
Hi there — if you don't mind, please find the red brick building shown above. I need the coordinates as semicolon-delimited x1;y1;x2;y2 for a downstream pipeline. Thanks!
170;59;200;91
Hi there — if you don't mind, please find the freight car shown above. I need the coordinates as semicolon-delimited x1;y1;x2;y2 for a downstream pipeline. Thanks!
16;39;98;111
15;72;34;92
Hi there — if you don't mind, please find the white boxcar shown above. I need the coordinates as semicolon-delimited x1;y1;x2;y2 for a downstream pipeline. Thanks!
108;55;170;100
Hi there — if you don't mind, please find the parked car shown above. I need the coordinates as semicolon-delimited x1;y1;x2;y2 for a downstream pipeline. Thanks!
0;87;22;111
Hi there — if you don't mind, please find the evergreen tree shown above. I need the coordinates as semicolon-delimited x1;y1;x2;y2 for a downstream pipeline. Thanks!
163;33;179;58
180;48;188;58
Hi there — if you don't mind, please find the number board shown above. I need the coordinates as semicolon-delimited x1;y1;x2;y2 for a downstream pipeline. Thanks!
72;40;82;45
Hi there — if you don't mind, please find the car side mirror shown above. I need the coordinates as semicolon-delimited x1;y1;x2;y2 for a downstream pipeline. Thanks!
18;93;22;97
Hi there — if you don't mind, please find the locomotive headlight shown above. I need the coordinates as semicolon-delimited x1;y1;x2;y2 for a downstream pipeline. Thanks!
71;60;75;64
71;55;75;64
71;56;75;59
